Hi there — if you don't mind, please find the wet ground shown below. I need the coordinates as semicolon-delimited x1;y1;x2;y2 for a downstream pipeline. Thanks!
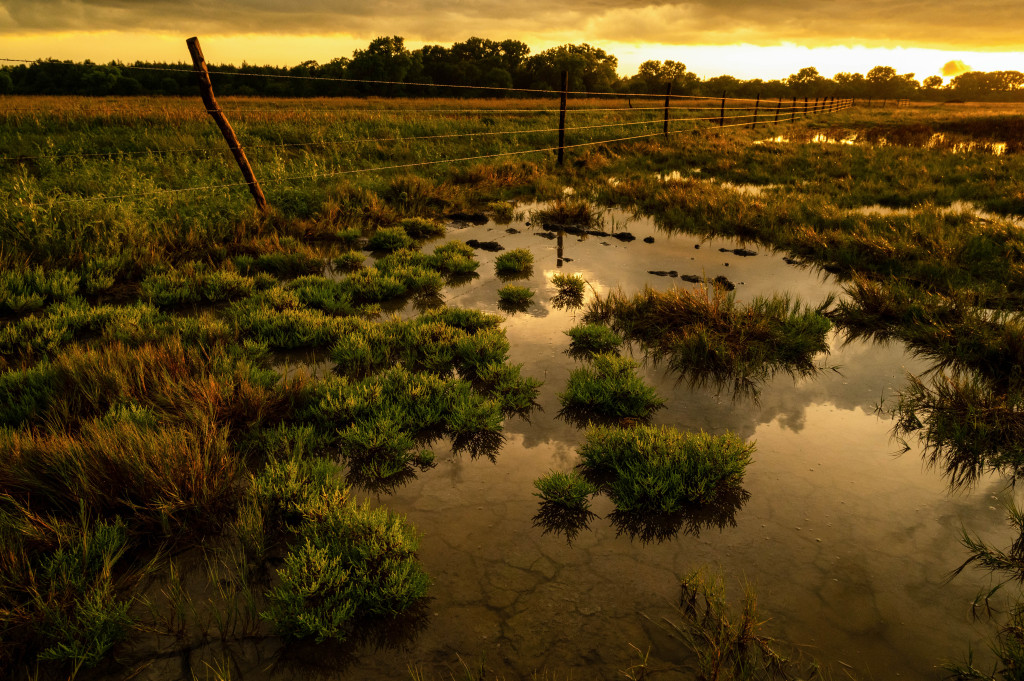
256;204;1011;680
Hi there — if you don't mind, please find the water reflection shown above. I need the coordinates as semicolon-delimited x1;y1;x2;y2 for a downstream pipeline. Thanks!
533;486;750;546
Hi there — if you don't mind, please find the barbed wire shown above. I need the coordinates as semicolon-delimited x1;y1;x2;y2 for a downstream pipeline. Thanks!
0;104;833;162
12;101;853;207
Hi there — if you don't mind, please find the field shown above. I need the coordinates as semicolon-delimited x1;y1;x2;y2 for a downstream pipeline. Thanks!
2;95;1024;680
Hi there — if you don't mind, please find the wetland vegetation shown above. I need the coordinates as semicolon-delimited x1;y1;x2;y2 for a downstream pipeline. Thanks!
2;94;1024;679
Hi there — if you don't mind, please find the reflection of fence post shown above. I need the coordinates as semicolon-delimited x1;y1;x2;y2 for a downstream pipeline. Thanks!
751;92;760;129
186;36;267;211
557;70;568;166
663;82;672;136
719;91;726;127
774;97;781;124
882;98;887;108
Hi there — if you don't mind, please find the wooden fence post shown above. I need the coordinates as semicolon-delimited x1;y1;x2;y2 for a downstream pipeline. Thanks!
803;97;808;117
790;97;797;122
751;92;760;129
774;97;781;124
719;91;726;127
557;70;568;166
663;82;672;136
186;37;267;212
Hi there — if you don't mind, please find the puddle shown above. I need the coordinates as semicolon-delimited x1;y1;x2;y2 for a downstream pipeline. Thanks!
192;205;1014;680
853;199;1024;228
756;130;1010;156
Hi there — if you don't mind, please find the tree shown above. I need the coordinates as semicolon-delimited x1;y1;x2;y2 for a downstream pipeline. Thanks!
347;36;420;95
525;43;618;93
922;75;943;89
865;66;918;99
786;67;827;97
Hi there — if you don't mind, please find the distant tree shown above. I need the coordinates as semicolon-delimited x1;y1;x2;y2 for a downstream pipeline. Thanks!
703;74;742;97
833;72;867;98
922;75;943;89
347;36;420;95
865;65;917;98
786;66;827;97
0;70;12;94
525;43;618;92
626;60;698;94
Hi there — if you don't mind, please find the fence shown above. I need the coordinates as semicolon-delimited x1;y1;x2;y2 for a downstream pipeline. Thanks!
1;41;856;212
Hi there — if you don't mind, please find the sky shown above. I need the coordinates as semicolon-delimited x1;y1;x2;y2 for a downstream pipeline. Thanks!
1;1;1023;81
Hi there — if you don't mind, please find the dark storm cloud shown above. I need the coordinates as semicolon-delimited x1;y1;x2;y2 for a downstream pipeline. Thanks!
1;0;1021;50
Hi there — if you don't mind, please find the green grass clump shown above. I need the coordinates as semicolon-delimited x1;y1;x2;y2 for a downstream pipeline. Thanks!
533;198;600;229
533;471;597;512
558;353;664;425
141;265;258;307
263;494;428;643
494;248;534;276
487;201;515;224
565;323;624;358
0;266;80;314
368;226;415;252
586;286;832;398
399;217;445;239
498;284;533;310
335;227;363;249
232;251;324;277
578;424;753;512
334;250;365;271
430;241;480;275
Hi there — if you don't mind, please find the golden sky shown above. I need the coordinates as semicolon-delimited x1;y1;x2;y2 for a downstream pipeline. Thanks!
1;1;1023;79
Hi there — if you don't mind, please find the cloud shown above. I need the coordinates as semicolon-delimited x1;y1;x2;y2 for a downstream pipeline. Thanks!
1;0;1023;52
941;59;971;77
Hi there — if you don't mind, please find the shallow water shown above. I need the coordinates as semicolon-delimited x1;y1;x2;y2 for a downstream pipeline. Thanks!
210;206;1011;679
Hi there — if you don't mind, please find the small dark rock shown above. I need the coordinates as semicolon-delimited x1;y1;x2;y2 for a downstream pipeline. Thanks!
466;239;504;252
535;232;557;240
562;257;573;262
525;221;532;226
612;232;636;242
680;274;701;283
694;244;701;249
719;247;730;253
724;262;729;266
648;270;671;276
643;236;655;244
712;275;736;291
447;212;489;225
506;228;520;234
732;248;757;257
601;242;611;246
586;229;611;237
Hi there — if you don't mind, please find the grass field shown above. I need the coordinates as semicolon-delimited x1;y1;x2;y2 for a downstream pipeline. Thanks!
2;95;1024;679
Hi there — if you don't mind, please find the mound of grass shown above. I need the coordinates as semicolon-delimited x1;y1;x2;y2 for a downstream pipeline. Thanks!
565;323;624;358
498;284;533;310
232;251;324;278
533;471;597;512
368;226;415;252
431;241;480;275
586;285;832;398
533;198;601;229
494;248;534;276
487;201;516;224
334;250;365;271
558;353;664;425
0;266;80;315
141;264;259;307
399;217;445;239
578;424;753;512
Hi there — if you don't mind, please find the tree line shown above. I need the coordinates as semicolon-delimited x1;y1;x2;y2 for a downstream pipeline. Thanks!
1;35;1021;102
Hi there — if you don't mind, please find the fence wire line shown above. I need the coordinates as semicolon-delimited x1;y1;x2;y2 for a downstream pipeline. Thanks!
0;56;858;104
18;103;852;207
1;105;842;162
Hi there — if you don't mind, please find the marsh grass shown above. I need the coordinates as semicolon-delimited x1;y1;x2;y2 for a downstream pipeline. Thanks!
368;226;416;252
586;286;833;399
665;568;818;681
497;284;533;311
564;323;624;359
494;248;534;277
533;199;602;230
533;471;597;512
884;372;1024;490
557;353;665;427
578;425;753;513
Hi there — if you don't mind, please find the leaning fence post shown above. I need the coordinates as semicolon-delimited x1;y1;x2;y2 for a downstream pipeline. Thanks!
719;91;726;127
774;97;781;124
186;36;267;212
663;82;672;136
557;70;568;166
751;92;760;129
